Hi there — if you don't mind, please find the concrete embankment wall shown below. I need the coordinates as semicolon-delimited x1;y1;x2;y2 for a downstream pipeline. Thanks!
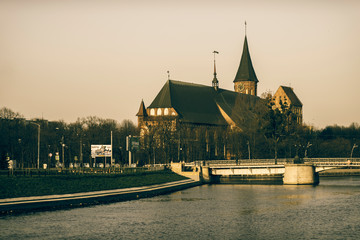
0;179;201;214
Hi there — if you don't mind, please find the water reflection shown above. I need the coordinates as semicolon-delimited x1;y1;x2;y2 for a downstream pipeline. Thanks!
1;177;360;240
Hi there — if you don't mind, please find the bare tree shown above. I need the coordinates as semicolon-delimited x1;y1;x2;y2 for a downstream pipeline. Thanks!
0;107;23;120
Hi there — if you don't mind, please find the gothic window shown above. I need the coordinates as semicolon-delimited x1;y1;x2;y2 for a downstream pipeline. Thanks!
157;108;162;115
246;89;249;94
164;108;169;115
150;109;155;116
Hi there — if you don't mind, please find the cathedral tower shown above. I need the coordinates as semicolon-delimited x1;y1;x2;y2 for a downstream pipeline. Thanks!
233;35;259;96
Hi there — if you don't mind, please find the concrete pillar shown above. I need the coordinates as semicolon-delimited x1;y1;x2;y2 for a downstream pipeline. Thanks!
170;162;184;175
201;167;212;183
283;164;318;185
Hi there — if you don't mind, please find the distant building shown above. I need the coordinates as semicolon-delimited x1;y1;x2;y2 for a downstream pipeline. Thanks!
272;86;303;124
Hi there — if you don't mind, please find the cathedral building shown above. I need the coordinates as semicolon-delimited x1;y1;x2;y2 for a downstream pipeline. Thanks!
137;34;303;138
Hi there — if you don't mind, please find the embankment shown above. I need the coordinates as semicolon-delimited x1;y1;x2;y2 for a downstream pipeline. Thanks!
0;178;201;215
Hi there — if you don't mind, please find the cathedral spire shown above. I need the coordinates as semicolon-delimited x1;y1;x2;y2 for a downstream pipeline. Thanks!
233;23;259;96
233;35;258;83
212;50;219;91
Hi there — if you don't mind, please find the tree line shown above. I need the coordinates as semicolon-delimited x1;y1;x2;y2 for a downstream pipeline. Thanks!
139;98;359;164
0;107;137;169
1;105;359;169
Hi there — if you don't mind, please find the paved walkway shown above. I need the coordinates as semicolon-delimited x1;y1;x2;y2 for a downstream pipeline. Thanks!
0;179;201;214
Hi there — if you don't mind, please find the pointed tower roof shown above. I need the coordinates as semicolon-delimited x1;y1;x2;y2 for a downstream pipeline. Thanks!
136;100;148;116
233;36;259;83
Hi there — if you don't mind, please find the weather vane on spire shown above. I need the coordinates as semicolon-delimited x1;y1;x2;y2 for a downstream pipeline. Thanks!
212;51;219;91
213;50;219;62
213;50;219;75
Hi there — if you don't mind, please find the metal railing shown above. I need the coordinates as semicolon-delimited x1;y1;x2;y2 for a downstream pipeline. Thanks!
200;158;360;166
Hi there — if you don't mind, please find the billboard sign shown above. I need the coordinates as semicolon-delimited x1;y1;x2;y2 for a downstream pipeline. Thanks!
91;145;112;158
131;137;140;151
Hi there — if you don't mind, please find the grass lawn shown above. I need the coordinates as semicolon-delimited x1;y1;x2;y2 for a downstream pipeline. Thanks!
0;170;187;199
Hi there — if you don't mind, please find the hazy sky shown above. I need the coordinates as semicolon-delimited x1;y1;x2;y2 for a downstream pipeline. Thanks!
1;0;359;129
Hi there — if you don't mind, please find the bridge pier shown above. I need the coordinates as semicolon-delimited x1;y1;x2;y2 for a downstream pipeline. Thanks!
200;166;212;183
283;164;319;185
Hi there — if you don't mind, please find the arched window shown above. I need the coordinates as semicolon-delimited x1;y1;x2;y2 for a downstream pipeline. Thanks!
157;108;162;115
246;89;249;94
164;108;169;115
150;109;155;116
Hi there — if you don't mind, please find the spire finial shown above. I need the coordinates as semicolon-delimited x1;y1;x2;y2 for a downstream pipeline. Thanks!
245;21;247;36
167;71;170;80
213;51;219;75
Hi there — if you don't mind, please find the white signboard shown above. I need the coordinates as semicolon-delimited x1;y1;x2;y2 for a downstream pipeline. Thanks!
91;145;112;158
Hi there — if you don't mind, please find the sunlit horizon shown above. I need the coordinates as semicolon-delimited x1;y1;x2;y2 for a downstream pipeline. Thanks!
1;0;360;129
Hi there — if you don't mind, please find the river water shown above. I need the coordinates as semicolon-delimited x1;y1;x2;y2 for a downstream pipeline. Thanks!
1;177;360;240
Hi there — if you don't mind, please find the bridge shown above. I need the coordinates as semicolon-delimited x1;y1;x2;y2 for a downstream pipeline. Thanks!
206;158;360;175
171;158;360;185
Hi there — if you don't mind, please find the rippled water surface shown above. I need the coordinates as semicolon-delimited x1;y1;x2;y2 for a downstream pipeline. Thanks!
1;177;360;240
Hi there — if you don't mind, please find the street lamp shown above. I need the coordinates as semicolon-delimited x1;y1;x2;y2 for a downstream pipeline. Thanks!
61;138;65;168
80;136;83;168
30;122;40;169
18;138;24;169
57;133;65;168
351;144;358;159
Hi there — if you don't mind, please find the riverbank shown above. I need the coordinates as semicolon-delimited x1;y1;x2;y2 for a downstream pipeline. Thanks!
0;178;201;215
0;170;186;199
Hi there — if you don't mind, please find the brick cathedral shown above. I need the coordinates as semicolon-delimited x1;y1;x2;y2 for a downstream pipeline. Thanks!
137;34;302;137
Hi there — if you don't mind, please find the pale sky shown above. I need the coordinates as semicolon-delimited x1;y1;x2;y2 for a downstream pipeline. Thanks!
1;0;359;129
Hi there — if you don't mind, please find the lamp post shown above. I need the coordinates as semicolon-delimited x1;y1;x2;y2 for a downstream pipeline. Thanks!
80;136;83;168
350;144;358;159
61;137;65;168
30;122;40;169
18;138;24;169
58;133;65;168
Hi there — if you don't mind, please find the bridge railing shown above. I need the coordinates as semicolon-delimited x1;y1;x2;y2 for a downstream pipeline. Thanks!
200;158;360;166
313;162;360;166
304;158;360;163
202;159;289;166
